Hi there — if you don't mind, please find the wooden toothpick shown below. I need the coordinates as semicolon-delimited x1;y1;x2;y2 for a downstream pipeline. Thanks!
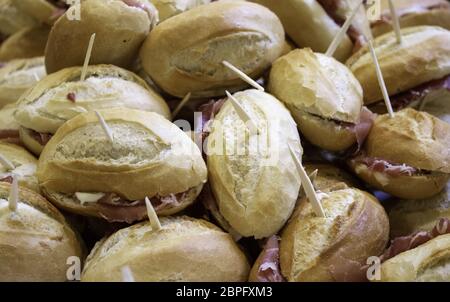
326;0;364;57
0;153;15;171
94;111;114;143
367;40;395;118
171;92;191;119
222;61;264;91
288;145;326;217
80;33;96;81
388;0;402;44
121;266;135;282
226;91;258;134
8;174;18;212
145;197;162;231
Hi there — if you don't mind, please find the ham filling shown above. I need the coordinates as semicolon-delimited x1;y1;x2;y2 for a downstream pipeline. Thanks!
253;236;285;282
350;152;419;177
195;98;226;144
27;128;53;146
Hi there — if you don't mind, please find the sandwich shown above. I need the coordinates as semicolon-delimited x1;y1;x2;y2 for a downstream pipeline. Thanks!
0;56;46;109
388;181;449;238
0;25;50;61
269;48;375;152
45;0;158;73
14;64;170;155
0;0;37;38
150;0;211;22
81;216;250;281
378;218;450;281
0;182;84;281
250;0;372;62
371;0;450;37
346;26;450;111
250;187;389;282
0;142;39;192
139;0;285;98
205;89;302;239
349;108;450;200
304;163;360;193
0;103;20;145
37;108;207;223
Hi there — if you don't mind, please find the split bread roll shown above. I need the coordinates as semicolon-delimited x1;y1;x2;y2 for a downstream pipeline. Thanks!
0;57;46;108
14;64;170;156
0;26;50;61
269;48;364;152
346;26;450;106
37;108;207;223
45;0;157;73
280;187;389;281
349;108;450;199
0;0;37;37
81;216;250;281
0;142;39;192
371;0;450;37
140;0;285;98
388;181;450;238
150;0;211;22
379;233;450;282
0;103;20;144
207;89;301;239
0;182;84;281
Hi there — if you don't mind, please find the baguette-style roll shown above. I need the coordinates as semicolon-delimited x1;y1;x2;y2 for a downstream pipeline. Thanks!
38;108;207;223
371;0;450;37
14;64;170;155
0;0;37;37
207;89;301;239
269;49;364;151
150;0;211;21
0;26;50;61
0;142;39;192
140;1;285;98
0;182;84;281
346;26;450;106
81;216;250;281
349;108;450;199
0;57;46;109
45;0;157;73
280;188;389;281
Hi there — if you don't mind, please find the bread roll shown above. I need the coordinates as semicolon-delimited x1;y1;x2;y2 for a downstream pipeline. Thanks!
140;1;284;97
0;0;37;37
371;0;450;37
150;0;210;21
280;188;389;281
346;26;450;105
269;48;363;151
0;26;50;61
45;0;155;73
304;163;359;193
0;142;39;192
207;89;301;239
0;182;84;281
81;216;249;281
38;108;207;222
0;103;20;144
0;57;46;108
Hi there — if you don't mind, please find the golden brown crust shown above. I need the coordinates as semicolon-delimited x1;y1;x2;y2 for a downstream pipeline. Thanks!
304;163;359;192
140;1;285;97
81;216;250;281
347;26;450;105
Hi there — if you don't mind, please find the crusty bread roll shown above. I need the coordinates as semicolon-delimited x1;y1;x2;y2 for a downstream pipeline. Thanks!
45;0;155;73
81;216;250;281
0;142;39;192
349;108;450;199
0;0;37;37
388;181;450;238
269;48;363;151
250;0;370;62
0;57;46;108
304;163;359;193
0;26;50;61
38;108;207;222
207;89;301;239
150;0;210;21
140;1;285;98
379;233;450;281
280;188;389;281
346;26;450;105
0;182;84;281
0;103;20;144
371;0;450;37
